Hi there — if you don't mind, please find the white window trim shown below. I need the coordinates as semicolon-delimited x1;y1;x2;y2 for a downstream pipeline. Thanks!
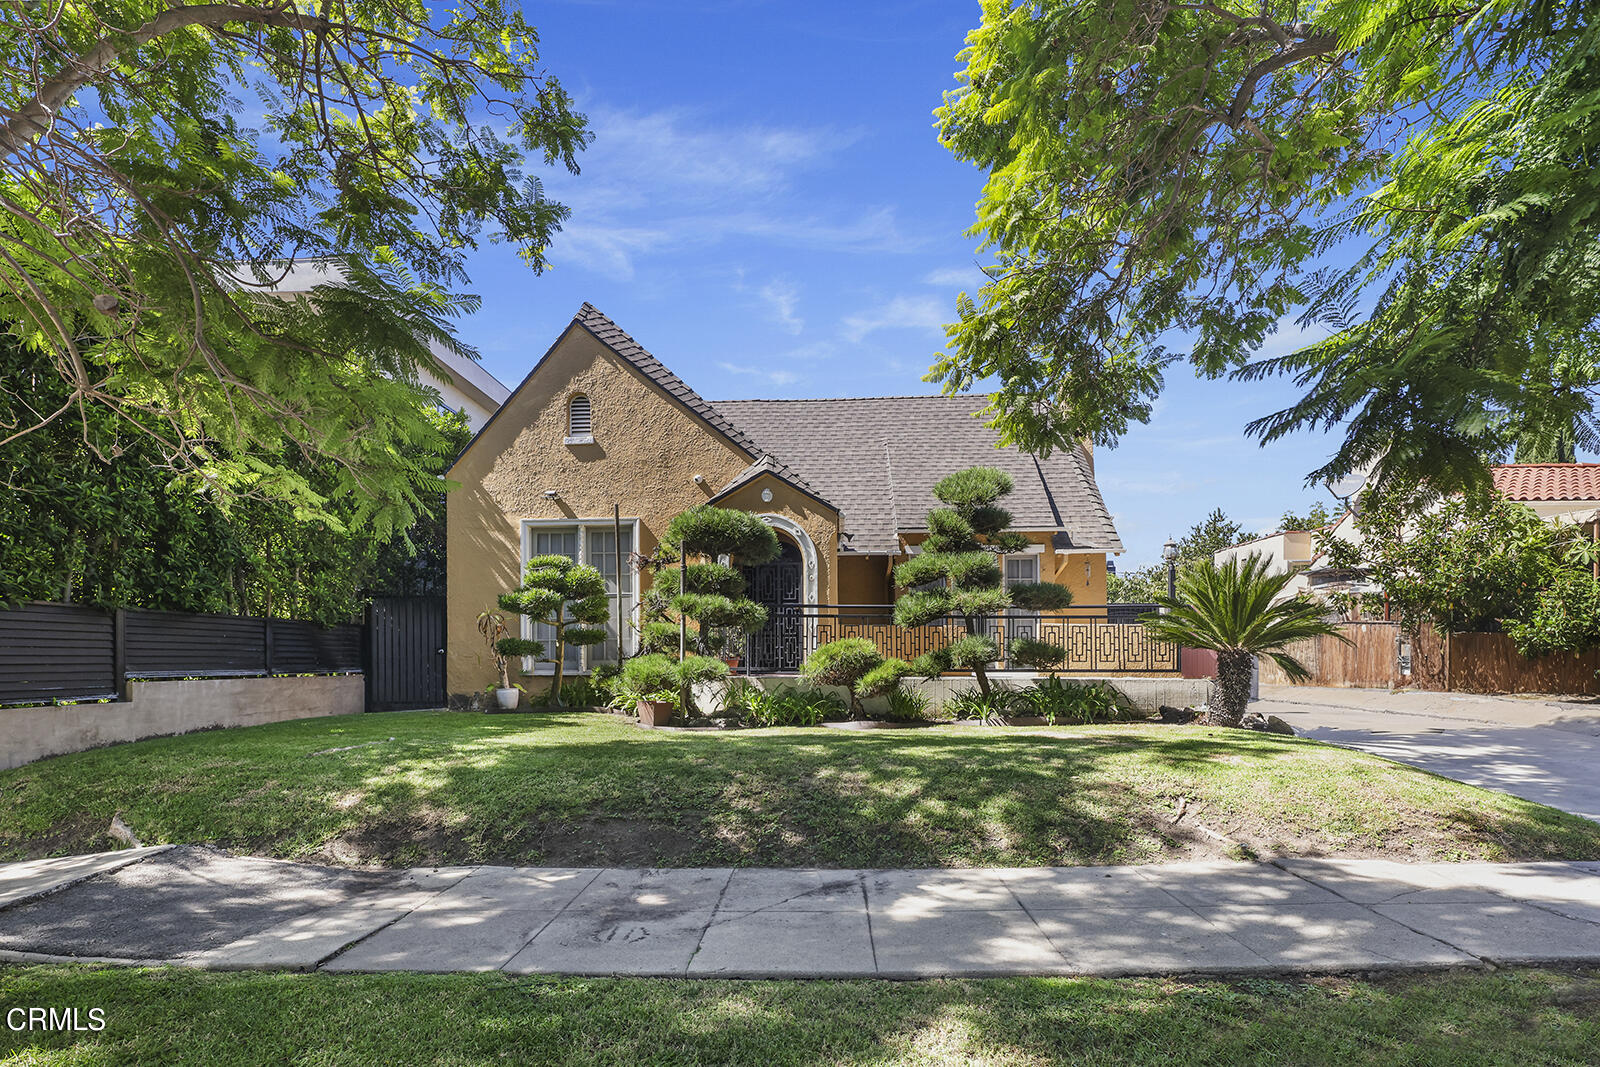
519;517;640;676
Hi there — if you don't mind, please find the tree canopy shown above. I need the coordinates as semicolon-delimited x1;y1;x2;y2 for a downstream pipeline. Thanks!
0;334;466;622
0;0;586;533
934;0;1600;500
1324;489;1600;656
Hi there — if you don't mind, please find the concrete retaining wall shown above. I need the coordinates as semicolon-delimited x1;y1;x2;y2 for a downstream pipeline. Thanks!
1;675;364;770
698;673;1211;716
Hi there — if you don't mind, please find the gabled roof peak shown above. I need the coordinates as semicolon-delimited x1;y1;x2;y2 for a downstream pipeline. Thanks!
570;303;762;458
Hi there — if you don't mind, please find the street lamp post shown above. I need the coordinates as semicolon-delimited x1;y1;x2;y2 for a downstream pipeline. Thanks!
1162;538;1178;603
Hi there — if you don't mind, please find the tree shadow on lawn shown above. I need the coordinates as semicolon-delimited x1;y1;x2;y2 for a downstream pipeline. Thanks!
4;966;1598;1066
300;715;1600;869
7;713;1599;869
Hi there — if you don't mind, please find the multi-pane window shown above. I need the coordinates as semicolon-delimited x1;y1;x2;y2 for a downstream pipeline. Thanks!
523;522;635;673
1003;556;1039;589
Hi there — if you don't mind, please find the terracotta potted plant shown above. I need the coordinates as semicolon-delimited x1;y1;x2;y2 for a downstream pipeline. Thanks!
620;654;682;727
636;690;676;727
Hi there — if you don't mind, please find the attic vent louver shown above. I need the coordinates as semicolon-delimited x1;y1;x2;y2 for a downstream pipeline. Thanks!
567;395;593;442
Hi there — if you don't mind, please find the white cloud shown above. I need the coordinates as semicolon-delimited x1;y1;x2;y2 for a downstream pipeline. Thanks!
579;107;838;197
842;294;951;343
540;106;912;280
1252;317;1333;361
758;279;803;335
1098;472;1201;497
716;361;802;388
922;266;984;287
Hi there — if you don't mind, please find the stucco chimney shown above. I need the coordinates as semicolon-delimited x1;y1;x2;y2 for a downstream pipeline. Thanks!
1080;439;1094;477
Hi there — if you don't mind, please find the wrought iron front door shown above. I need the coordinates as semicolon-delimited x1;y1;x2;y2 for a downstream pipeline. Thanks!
744;542;802;672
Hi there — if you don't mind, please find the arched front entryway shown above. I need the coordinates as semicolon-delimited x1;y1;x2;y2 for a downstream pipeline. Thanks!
743;540;803;672
742;514;820;673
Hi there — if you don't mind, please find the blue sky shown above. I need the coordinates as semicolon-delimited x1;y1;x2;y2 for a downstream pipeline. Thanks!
449;1;1344;569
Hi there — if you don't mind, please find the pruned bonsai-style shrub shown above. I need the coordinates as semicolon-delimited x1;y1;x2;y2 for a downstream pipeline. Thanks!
1010;637;1068;674
800;637;913;719
893;467;1074;697
497;555;611;707
618;652;729;719
638;505;779;709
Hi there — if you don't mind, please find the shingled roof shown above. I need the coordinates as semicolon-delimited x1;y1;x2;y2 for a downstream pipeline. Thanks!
464;305;1123;557
573;304;765;458
711;396;1123;555
1492;463;1600;502
711;454;831;511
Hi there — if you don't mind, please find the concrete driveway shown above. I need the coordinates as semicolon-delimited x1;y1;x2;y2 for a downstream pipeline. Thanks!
1257;685;1600;822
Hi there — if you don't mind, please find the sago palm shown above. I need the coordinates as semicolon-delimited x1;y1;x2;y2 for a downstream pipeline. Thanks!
1140;553;1345;727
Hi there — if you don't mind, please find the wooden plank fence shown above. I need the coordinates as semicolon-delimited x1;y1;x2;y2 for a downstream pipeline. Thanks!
1262;621;1600;695
1258;622;1402;689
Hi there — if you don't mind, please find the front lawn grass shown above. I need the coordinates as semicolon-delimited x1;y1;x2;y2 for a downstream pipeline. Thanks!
3;965;1599;1065
3;711;1598;868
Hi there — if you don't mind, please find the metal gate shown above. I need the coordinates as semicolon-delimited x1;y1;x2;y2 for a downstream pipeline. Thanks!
366;596;445;711
744;542;803;673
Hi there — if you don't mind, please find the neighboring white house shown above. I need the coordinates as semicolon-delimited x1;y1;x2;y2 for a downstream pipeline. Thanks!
1213;530;1317;577
245;259;510;431
1235;463;1600;609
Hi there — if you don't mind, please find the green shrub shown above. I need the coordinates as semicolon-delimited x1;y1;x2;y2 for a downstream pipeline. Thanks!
882;686;934;723
1020;677;1136;724
942;684;1021;724
856;657;914;699
1008;637;1065;672
664;506;782;562
736;684;848;728
493;636;545;664
589;662;623;707
530;676;606;709
619;654;679;702
800;638;885;718
943;634;1002;671
676;655;730;686
1504;568;1600;658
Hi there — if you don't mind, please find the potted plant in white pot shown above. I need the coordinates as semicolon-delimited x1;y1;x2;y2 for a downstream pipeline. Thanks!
476;610;544;711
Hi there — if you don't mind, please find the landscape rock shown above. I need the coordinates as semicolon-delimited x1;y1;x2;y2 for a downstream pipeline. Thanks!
1238;712;1296;736
1158;705;1199;724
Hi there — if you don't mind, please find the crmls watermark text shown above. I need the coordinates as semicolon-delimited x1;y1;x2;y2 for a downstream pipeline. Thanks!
6;1007;106;1032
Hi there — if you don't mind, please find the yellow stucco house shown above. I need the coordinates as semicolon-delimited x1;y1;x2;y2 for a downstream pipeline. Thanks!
445;304;1130;698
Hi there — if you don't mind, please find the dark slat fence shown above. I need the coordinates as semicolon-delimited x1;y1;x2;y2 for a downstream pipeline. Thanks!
0;602;362;706
0;603;117;705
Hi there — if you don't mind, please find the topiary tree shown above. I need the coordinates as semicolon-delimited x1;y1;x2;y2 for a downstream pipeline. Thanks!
799;637;913;720
893;467;1075;697
1009;638;1068;676
641;506;781;667
497;555;611;707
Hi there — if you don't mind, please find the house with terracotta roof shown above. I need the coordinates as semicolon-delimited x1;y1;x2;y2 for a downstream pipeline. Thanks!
1490;464;1600;524
1264;463;1600;610
444;304;1131;697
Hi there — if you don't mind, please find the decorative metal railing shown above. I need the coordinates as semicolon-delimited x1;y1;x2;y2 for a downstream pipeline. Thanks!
750;604;1181;676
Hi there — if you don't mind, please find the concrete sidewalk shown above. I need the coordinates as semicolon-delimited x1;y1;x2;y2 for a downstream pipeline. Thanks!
5;847;1600;978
